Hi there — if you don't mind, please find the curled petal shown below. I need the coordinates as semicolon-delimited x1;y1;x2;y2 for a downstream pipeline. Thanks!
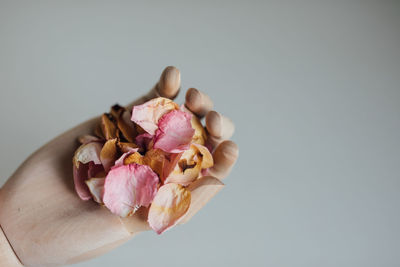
153;110;195;153
114;149;139;167
73;142;102;169
124;152;145;165
100;138;118;172
165;144;213;185
148;183;191;234
101;113;119;140
193;143;214;169
103;164;159;217
117;109;137;142
118;142;139;153
85;177;106;204
142;149;182;180
73;163;91;201
164;146;202;186
87;161;105;178
181;105;207;145
131;97;179;135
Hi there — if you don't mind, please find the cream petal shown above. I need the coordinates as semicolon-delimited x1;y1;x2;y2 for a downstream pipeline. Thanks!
165;144;214;186
85;177;106;204
148;183;191;234
164;146;202;186
73;142;102;169
131;97;179;135
193;143;214;169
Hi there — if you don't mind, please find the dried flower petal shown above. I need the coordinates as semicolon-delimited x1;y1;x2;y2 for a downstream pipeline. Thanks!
164;144;213;185
73;142;102;169
103;164;159;217
135;133;154;151
110;104;125;118
148;183;191;234
153;110;195;153
101;113;118;140
191;115;207;145
72;142;104;201
117;109;137;142
193;144;214;169
142;149;182;180
85;177;105;204
73;163;91;200
100;138;118;172
131;97;179;135
164;145;202;186
124;152;144;165
118;142;139;153
114;149;139;167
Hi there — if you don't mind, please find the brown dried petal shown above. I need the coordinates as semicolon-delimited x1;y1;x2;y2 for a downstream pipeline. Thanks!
100;138;118;172
101;113;118;140
118;142;139;153
123;152;144;165
110;104;125;118
117;110;137;142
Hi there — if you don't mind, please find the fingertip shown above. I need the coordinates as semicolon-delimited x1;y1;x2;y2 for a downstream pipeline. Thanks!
157;66;181;99
185;88;213;118
215;140;239;162
209;140;239;179
206;111;235;140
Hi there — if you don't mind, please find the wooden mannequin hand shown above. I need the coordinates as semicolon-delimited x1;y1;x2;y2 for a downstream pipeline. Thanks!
0;67;239;267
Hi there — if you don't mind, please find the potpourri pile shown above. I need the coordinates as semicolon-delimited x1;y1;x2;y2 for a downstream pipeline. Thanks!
72;97;214;234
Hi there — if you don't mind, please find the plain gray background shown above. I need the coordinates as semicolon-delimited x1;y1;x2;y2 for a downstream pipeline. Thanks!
1;1;400;267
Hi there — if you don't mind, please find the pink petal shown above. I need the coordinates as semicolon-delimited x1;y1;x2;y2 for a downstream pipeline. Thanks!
73;163;92;201
72;142;103;201
103;164;159;217
148;183;191;234
131;97;179;135
153;110;195;153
